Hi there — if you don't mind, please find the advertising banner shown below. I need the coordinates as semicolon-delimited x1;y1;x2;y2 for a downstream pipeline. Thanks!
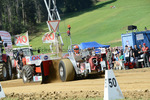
0;31;13;56
42;32;55;43
14;31;29;46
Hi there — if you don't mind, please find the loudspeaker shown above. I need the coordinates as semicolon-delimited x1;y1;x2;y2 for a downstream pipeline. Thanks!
128;25;137;30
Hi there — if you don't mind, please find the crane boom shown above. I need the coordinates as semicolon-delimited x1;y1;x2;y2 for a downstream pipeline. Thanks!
44;0;61;21
44;0;64;56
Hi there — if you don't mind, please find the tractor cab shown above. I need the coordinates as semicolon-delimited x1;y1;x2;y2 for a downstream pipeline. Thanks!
12;47;40;79
13;47;34;59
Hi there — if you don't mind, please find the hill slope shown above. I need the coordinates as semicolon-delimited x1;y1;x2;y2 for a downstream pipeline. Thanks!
29;0;150;52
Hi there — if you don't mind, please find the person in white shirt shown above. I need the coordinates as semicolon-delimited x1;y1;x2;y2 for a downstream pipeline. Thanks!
124;45;130;62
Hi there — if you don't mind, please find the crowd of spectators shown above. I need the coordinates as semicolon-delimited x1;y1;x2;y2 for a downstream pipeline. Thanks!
106;43;150;69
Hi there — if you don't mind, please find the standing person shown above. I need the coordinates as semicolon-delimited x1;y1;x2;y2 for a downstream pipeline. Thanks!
115;53;120;66
115;49;119;54
124;45;129;62
142;43;150;67
138;44;143;59
139;45;142;52
119;52;124;69
106;48;112;69
133;45;139;68
129;46;134;62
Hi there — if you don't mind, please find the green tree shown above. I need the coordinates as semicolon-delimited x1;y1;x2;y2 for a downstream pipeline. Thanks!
0;0;96;34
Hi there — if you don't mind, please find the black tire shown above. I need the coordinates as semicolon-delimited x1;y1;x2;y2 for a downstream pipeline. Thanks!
0;63;8;81
22;65;33;83
59;59;75;82
7;57;12;80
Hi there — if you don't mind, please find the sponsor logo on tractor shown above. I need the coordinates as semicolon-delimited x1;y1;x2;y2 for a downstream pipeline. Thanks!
26;58;30;64
33;76;42;82
30;55;41;61
44;55;48;60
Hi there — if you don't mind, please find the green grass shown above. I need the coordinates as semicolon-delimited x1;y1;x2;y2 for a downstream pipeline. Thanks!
109;41;122;47
28;0;150;53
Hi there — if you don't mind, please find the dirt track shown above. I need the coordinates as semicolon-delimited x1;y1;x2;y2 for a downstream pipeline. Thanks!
1;68;150;99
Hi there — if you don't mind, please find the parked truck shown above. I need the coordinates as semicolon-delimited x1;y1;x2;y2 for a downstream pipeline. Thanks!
121;30;150;68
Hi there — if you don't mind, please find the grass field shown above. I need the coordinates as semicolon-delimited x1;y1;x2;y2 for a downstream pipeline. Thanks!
27;0;150;53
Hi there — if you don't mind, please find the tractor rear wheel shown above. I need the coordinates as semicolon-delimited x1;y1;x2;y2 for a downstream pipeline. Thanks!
59;59;75;82
22;65;33;83
7;58;12;80
0;63;8;81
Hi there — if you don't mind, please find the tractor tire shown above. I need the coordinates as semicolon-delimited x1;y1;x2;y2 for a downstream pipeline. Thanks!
7;58;12;80
22;65;33;83
59;59;75;82
0;63;8;81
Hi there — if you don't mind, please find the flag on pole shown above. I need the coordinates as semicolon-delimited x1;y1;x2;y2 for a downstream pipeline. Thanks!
14;31;29;46
42;32;55;43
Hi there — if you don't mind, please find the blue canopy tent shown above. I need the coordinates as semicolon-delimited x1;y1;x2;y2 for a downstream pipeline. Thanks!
79;41;110;49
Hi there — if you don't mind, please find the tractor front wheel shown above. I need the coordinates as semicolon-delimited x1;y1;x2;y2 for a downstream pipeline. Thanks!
22;65;33;83
59;59;75;82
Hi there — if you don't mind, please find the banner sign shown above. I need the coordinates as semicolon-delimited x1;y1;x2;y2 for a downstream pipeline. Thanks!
136;34;144;40
0;31;13;56
42;32;55;43
14;31;29;46
47;20;60;32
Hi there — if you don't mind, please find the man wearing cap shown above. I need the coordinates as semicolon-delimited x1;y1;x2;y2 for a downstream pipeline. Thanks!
142;43;150;67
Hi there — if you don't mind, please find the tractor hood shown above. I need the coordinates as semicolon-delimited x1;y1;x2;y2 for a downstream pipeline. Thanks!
25;54;60;66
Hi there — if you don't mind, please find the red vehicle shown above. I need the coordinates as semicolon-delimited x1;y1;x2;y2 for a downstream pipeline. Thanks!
11;47;40;79
0;41;12;81
0;31;13;81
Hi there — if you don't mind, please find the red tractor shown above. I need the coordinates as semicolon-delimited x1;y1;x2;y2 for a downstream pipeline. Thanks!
12;47;60;83
0;36;12;81
11;47;40;79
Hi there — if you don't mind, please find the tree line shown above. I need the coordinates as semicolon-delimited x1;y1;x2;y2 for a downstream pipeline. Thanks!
0;0;97;34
